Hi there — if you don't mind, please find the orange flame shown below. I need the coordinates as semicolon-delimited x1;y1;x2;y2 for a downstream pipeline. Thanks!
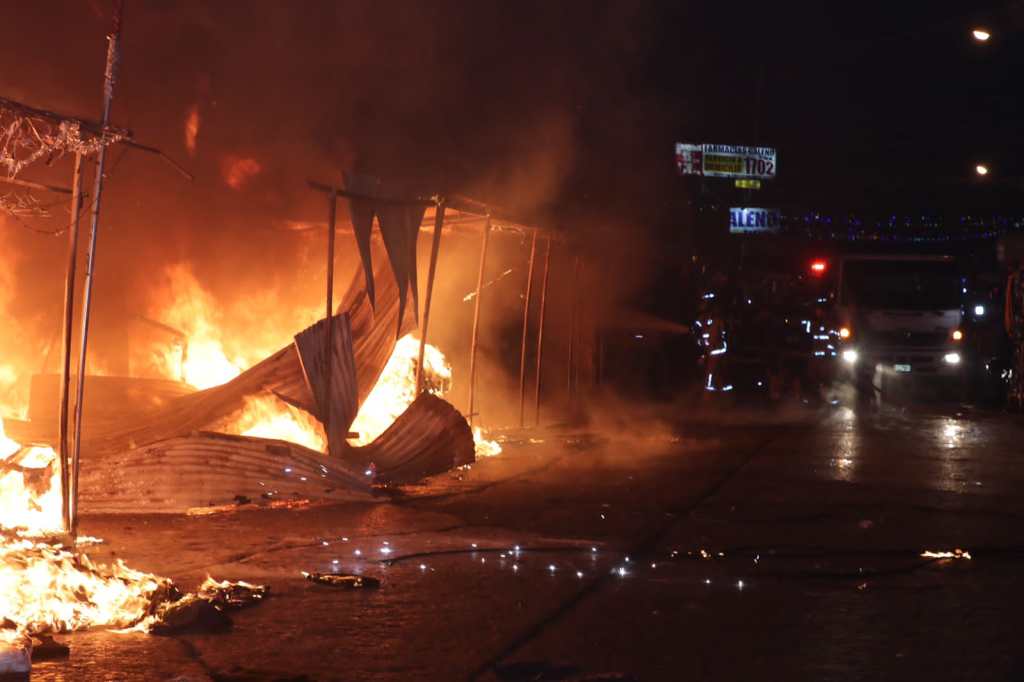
221;155;261;190
184;104;200;156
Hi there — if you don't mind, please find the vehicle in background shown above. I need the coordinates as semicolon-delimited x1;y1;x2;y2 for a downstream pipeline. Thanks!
835;254;965;400
695;243;839;404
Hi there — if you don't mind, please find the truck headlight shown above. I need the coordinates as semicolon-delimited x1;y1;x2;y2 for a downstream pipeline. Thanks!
841;349;858;365
943;352;961;365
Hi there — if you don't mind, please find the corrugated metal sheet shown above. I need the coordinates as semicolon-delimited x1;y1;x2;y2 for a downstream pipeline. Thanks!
23;239;475;514
78;432;373;513
345;393;474;485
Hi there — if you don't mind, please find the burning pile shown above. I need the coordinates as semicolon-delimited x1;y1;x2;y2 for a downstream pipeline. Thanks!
1;421;266;671
149;264;499;459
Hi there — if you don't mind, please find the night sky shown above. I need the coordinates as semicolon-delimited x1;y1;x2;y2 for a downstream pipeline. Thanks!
2;1;1022;235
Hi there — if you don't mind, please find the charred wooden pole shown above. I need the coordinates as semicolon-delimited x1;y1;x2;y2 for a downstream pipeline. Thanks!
70;2;123;535
324;190;337;424
416;197;446;393
533;237;552;427
467;215;491;426
56;152;84;534
517;229;538;427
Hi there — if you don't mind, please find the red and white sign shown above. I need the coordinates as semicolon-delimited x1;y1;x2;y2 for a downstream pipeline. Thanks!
675;143;777;179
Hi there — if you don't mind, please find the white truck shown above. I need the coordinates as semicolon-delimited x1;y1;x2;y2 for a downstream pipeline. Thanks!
835;254;966;398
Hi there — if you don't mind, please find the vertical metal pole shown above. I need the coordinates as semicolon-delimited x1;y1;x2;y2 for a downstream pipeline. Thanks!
57;152;84;534
517;229;538;427
467;215;491;427
325;190;337;425
70;3;122;535
567;255;580;408
533;237;552;427
416;198;445;393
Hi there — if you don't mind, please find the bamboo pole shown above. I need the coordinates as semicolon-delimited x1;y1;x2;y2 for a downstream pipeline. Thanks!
57;152;84;533
70;3;123;535
517;229;538;427
467;215;491;426
416;197;446;393
325;190;337;424
533;237;552;427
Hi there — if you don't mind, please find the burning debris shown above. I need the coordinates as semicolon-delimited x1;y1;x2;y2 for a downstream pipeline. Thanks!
4;253;488;514
1;438;270;671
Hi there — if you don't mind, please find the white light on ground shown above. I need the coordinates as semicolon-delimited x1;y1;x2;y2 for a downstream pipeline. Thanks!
944;352;961;365
972;28;991;42
842;349;859;365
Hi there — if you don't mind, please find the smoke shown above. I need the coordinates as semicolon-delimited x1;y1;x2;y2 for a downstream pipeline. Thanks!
0;1;679;422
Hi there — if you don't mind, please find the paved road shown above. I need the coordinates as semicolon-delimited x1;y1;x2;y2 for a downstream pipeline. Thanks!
32;400;1024;681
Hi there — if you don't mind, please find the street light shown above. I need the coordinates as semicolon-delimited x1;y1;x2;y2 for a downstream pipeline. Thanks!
976;163;990;176
972;28;991;42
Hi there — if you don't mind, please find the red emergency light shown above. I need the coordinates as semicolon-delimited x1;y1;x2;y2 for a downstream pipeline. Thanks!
809;259;828;275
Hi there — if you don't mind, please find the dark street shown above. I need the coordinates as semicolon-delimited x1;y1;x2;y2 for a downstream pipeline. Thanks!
34;401;1024;681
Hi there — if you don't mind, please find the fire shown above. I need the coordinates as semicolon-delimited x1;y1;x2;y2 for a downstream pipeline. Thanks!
0;537;169;638
473;426;502;458
348;335;501;457
221;155;261;190
348;335;451;445
221;393;327;452
1;417;172;648
148;267;499;458
0;443;62;535
184;104;200;156
151;264;246;390
150;264;323;448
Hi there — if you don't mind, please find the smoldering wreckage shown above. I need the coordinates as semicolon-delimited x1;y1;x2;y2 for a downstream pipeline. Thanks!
0;77;599;678
1;193;563;671
0;4;614;670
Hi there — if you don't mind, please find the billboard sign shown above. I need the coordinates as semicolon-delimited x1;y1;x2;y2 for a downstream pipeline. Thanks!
729;207;782;234
675;143;777;179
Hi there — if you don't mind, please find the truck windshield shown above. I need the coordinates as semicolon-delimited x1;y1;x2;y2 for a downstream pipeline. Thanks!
842;260;960;310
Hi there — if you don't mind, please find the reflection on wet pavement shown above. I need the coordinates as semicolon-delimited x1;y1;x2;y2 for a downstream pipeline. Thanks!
22;406;1024;680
